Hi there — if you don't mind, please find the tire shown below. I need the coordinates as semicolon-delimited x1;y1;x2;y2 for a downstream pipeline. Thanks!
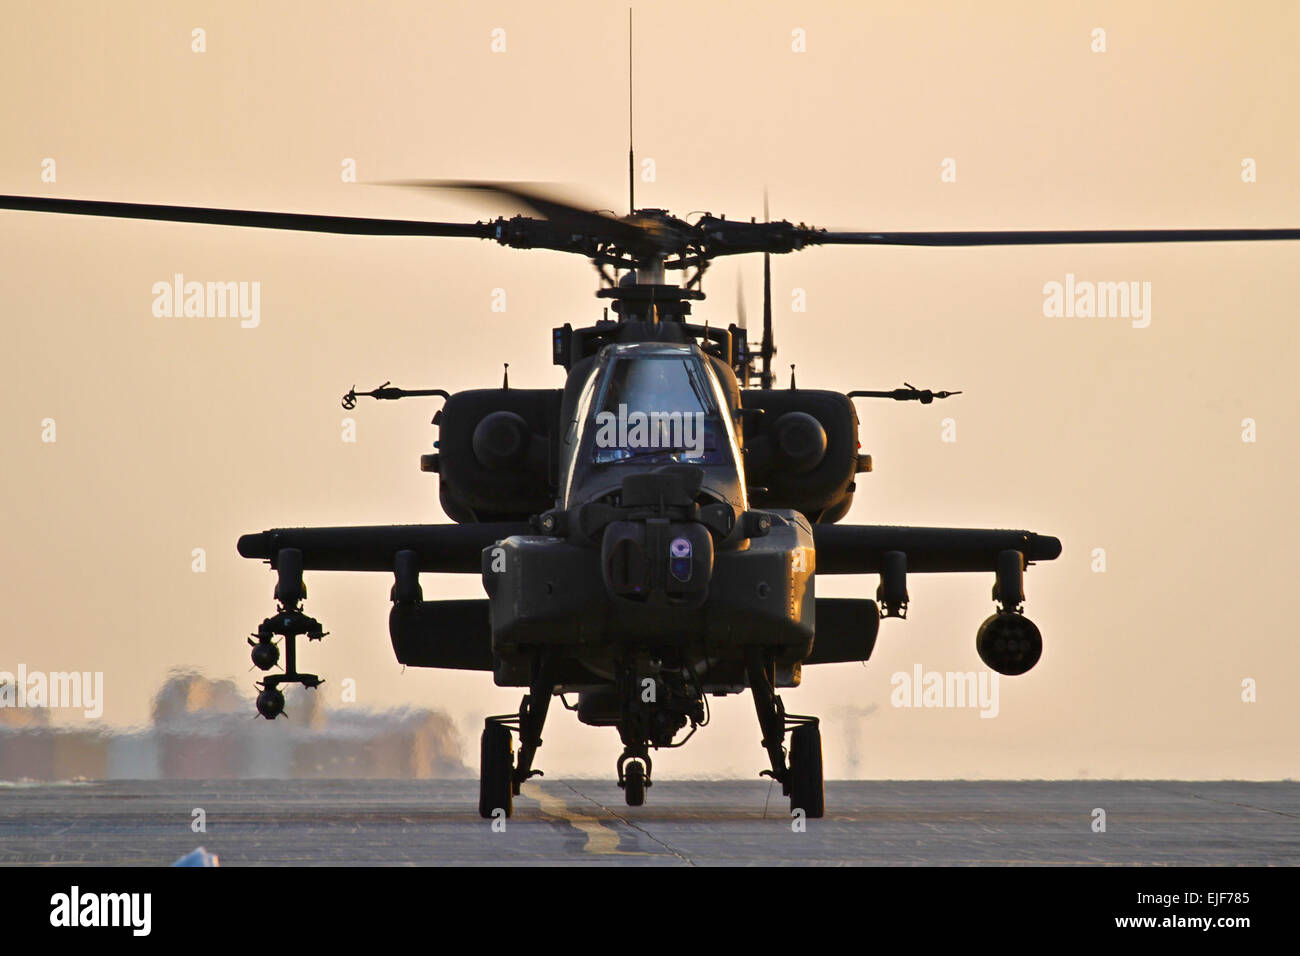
478;722;514;819
788;723;824;819
624;761;646;807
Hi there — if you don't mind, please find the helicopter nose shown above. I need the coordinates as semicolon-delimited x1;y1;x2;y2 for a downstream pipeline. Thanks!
601;519;714;606
605;533;648;595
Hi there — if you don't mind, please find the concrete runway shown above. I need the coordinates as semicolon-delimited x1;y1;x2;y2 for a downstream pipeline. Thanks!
1;779;1296;865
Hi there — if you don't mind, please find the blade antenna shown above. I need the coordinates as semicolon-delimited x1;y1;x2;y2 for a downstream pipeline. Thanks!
627;8;635;215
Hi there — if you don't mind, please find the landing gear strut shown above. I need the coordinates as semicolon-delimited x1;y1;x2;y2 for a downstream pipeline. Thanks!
610;656;705;808
745;647;823;818
479;653;553;819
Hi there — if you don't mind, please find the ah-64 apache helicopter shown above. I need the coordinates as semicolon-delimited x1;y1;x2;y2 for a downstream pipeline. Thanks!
5;174;1299;819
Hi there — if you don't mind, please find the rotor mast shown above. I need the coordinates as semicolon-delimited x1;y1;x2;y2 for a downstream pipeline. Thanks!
627;7;635;217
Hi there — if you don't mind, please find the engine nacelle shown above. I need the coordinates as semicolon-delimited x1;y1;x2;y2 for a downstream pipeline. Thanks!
975;611;1042;675
472;410;530;470
772;411;828;474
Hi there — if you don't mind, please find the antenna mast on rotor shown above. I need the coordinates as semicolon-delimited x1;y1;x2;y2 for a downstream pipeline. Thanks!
761;190;775;388
628;8;635;215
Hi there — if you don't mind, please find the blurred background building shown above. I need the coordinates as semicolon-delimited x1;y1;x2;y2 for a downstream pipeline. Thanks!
0;671;468;780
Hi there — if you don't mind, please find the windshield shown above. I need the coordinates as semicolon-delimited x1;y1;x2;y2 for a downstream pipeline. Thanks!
590;353;726;464
561;344;743;507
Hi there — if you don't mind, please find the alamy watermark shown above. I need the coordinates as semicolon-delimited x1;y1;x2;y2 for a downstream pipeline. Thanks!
152;274;260;328
890;664;999;718
1042;273;1151;328
0;665;103;719
49;886;150;936
594;404;706;458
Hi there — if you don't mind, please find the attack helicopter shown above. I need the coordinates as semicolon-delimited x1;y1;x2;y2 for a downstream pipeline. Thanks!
4;175;1299;819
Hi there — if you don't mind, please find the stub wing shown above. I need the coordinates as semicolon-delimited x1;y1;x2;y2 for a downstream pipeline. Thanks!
805;523;1061;673
236;522;528;572
812;524;1061;574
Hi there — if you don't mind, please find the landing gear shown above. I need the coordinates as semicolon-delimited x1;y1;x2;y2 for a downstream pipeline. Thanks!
745;647;824;818
478;721;514;819
602;657;704;809
623;759;647;807
478;653;553;819
788;722;824;818
616;747;653;806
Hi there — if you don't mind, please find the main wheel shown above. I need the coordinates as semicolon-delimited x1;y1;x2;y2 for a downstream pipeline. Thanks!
478;722;514;819
788;722;824;819
624;761;646;807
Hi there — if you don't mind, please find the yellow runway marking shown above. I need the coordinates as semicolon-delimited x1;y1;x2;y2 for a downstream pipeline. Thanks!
529;786;625;854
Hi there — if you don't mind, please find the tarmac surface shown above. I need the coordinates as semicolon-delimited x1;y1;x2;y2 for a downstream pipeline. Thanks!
1;779;1296;866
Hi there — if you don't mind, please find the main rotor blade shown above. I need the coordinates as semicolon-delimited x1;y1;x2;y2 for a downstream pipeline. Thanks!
811;228;1300;246
380;179;649;245
0;194;497;237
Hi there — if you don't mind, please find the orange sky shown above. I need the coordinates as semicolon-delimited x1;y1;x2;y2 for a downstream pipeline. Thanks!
2;1;1297;779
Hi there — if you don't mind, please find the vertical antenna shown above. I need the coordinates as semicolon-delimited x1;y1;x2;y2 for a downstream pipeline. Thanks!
628;8;635;215
761;188;774;389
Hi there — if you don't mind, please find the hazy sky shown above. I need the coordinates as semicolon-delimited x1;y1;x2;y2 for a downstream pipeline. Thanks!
3;1;1297;779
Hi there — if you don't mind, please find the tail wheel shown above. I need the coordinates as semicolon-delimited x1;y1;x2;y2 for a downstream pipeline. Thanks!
624;760;647;807
788;723;824;819
478;722;514;819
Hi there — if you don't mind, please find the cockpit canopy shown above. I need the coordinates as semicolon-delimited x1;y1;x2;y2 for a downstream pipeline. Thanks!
561;343;744;508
